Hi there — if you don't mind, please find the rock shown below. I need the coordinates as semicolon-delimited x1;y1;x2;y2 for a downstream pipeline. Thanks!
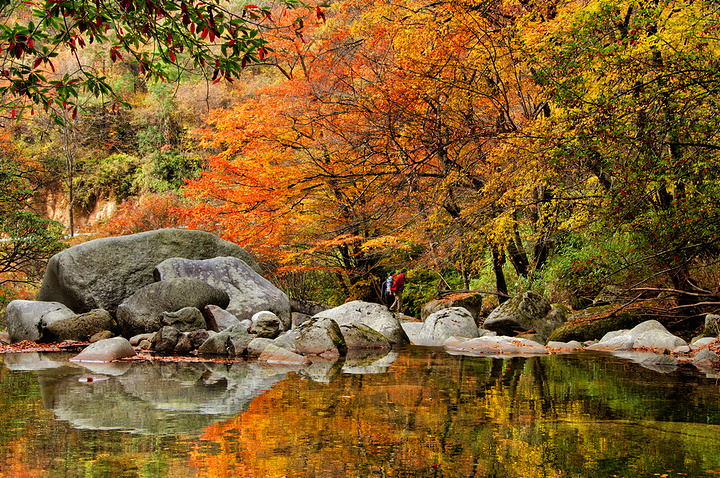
587;320;687;353
161;307;207;332
129;333;155;346
173;333;194;354
258;344;311;365
483;291;564;342
691;337;719;350
203;304;242;332
6;300;77;343
197;325;252;356
421;293;484;324
443;335;550;356
43;309;115;342
313;300;409;345
0;331;9;344
478;328;497;337
295;318;347;357
151;326;183;354
693;348;720;364
247;337;275;356
37;229;258;315
187;329;210;350
70;337;136;363
292;312;313;328
547;304;650;343
339;323;392;349
226;325;254;357
400;322;423;344
249;311;283;339
547;340;583;350
116;278;229;337
154;256;291;329
415;307;479;346
704;314;720;337
89;330;115;342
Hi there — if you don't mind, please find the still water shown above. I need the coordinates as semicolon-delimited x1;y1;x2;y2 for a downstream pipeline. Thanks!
1;347;720;478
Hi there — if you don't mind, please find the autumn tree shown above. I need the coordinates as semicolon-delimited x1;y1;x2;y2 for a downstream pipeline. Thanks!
0;133;64;302
520;0;720;312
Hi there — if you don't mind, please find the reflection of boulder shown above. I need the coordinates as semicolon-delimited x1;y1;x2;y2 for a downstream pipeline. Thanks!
31;356;284;435
37;229;259;315
342;349;399;374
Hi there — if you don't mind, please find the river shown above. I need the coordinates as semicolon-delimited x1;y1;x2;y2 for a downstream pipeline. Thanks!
1;347;719;477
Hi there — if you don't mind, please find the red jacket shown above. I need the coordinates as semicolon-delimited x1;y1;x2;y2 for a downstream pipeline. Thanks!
391;273;406;293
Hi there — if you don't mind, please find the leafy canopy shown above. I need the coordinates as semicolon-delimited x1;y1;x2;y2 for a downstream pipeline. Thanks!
0;0;298;125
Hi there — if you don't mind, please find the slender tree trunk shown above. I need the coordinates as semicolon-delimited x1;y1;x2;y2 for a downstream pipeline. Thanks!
506;224;529;277
491;243;508;304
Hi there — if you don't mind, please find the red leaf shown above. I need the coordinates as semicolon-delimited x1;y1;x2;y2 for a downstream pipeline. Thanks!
201;26;208;39
169;50;175;62
11;109;16;119
33;57;42;69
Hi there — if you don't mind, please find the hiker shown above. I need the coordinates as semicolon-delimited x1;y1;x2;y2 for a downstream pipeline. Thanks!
390;268;407;312
381;272;395;307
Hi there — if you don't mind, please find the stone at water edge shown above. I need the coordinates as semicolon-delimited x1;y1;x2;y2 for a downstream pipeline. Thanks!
6;300;76;343
294;317;347;357
258;343;312;365
339;323;392;350
313;300;409;345
70;337;136;363
415;307;479;346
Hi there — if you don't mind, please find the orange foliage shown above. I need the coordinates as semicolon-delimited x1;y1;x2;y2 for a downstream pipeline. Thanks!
92;192;187;237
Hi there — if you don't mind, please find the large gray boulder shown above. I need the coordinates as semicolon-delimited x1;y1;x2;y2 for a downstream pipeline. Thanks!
37;229;259;315
587;320;688;353
116;278;227;336
6;300;76;343
483;291;558;338
313;300;409;345
415;307;479;346
154;256;291;329
43;309;115;343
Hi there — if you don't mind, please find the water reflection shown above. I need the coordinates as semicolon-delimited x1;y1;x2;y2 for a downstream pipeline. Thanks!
1;348;720;477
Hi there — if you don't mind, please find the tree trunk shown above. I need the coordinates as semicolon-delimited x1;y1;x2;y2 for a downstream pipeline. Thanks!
491;243;508;304
506;224;529;277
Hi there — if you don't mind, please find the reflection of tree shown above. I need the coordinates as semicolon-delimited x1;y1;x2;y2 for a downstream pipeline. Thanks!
189;353;720;477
